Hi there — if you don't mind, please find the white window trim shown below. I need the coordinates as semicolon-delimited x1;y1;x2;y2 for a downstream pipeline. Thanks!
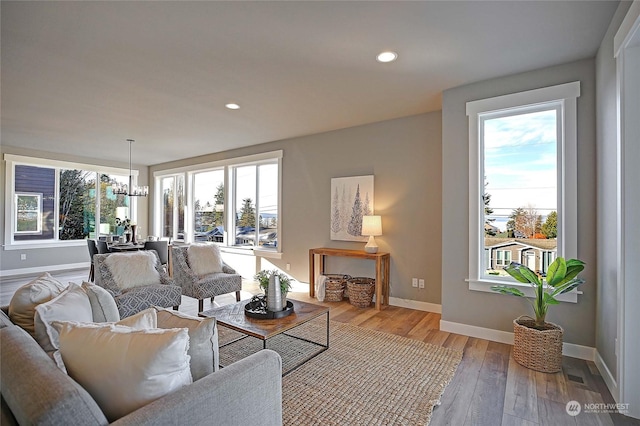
466;82;580;303
153;150;283;254
4;154;136;250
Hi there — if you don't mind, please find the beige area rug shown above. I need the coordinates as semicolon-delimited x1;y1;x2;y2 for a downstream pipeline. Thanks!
217;319;463;426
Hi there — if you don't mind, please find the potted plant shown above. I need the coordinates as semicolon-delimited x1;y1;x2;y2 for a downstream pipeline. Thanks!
115;217;131;240
491;257;585;373
254;270;292;304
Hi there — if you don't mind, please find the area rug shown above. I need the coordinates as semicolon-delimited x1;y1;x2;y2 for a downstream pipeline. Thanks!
217;319;463;426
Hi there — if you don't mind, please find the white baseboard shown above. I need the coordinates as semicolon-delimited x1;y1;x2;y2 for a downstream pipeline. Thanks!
439;320;596;361
595;350;619;401
388;297;442;314
0;262;90;278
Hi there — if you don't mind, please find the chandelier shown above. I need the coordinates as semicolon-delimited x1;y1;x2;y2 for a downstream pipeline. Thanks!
112;139;149;197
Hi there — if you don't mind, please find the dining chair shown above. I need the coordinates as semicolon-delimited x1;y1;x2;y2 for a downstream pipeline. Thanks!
96;240;110;254
87;239;99;282
143;240;169;269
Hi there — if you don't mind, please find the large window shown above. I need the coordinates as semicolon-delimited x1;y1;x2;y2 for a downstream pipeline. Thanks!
4;155;137;248
154;151;282;254
160;175;185;241
466;82;580;301
193;169;225;242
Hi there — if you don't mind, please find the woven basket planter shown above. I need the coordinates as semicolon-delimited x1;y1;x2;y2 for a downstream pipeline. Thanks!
512;316;563;373
323;274;350;302
347;277;375;308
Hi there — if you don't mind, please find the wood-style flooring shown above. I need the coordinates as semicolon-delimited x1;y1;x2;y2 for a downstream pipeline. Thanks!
2;269;638;426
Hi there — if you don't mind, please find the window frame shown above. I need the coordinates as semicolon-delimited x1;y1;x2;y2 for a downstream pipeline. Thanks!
14;192;43;235
465;82;580;302
153;150;283;258
4;154;137;249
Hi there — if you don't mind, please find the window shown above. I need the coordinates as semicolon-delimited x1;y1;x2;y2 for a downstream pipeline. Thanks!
495;250;512;267
193;170;225;242
153;151;282;255
15;193;42;234
4;155;136;248
466;82;580;301
160;175;185;241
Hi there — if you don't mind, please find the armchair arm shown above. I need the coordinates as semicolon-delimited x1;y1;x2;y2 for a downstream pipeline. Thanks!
171;247;200;286
222;262;237;274
113;350;282;426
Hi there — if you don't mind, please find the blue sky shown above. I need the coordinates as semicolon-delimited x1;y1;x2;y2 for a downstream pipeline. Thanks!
483;109;557;231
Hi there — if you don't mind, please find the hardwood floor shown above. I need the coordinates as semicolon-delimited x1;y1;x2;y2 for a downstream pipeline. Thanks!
2;269;638;426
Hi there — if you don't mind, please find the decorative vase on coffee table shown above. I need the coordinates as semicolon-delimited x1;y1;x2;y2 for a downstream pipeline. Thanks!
267;275;283;312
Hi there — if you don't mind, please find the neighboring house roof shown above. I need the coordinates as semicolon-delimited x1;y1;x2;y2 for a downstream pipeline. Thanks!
484;223;499;233
484;237;557;251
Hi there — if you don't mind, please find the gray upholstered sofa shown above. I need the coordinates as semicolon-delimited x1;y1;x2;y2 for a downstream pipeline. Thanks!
0;308;283;425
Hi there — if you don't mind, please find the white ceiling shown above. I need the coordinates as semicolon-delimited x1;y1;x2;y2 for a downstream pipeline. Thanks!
1;1;619;166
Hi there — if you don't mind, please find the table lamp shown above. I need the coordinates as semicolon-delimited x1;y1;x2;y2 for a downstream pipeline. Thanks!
362;215;382;253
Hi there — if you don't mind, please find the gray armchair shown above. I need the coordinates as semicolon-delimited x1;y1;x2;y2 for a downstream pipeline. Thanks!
171;245;242;312
94;251;182;318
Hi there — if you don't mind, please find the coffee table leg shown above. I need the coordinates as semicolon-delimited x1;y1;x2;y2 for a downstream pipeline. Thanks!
325;311;330;349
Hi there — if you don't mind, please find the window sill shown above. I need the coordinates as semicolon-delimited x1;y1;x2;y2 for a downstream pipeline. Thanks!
219;246;282;259
3;240;86;251
466;278;581;303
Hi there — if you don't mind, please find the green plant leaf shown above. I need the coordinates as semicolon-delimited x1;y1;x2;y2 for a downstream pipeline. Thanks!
552;278;585;295
490;286;526;297
546;257;567;286
505;262;540;285
543;292;560;305
503;263;530;283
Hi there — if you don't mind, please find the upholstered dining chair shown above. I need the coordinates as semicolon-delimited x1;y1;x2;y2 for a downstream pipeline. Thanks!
87;239;99;282
143;240;169;269
94;251;182;318
171;245;242;312
96;240;110;254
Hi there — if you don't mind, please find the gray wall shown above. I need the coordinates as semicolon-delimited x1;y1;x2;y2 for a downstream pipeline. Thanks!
150;112;443;304
441;59;597;347
595;0;633;383
0;145;149;274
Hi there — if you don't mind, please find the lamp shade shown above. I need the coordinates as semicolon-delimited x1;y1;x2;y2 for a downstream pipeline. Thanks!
361;215;382;236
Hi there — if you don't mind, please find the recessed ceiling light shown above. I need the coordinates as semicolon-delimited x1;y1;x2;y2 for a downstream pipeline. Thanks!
376;51;398;63
225;103;240;110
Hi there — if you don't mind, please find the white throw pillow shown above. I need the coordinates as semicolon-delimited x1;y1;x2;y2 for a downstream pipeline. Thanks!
116;307;157;329
33;283;93;354
8;272;67;337
187;244;223;276
104;252;161;290
53;322;192;422
156;308;218;380
81;281;120;322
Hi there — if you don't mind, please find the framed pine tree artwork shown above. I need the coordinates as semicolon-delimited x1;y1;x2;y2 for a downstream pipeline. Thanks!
330;175;374;242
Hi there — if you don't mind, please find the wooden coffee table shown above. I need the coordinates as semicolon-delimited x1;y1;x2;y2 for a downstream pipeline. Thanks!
199;298;329;375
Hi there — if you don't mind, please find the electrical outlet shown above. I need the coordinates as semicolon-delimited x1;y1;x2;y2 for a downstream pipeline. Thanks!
286;263;291;271
419;279;425;289
20;253;27;261
412;278;418;288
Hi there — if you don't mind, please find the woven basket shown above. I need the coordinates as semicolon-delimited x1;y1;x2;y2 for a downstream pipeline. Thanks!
512;316;563;373
347;277;375;308
323;274;350;302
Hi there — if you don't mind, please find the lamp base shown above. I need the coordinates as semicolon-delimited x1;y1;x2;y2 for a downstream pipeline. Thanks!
364;235;379;253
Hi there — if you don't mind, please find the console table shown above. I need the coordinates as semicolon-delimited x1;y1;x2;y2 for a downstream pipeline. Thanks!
308;248;390;310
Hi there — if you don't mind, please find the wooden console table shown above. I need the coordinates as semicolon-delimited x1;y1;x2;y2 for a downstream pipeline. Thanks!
308;248;390;310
